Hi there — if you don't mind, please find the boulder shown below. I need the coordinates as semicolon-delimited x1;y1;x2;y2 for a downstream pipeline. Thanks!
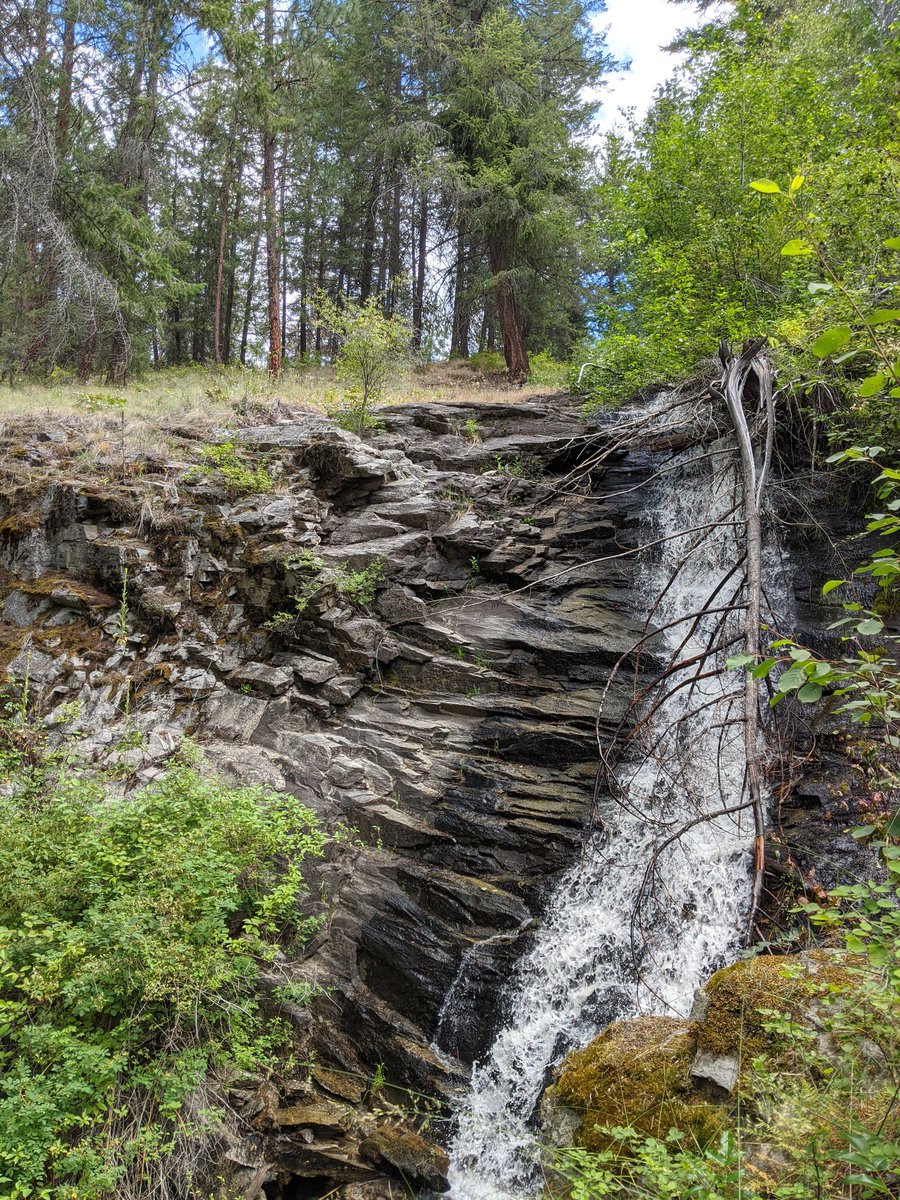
542;1016;726;1151
358;1124;450;1192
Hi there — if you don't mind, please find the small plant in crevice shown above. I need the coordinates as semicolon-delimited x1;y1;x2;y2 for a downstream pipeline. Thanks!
267;554;385;631
116;566;129;647
76;391;127;475
188;439;274;495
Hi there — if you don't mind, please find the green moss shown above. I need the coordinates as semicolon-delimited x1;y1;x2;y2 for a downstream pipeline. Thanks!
697;953;854;1069
549;1016;726;1150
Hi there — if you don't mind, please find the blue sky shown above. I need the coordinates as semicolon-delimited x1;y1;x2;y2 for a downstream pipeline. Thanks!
594;0;690;132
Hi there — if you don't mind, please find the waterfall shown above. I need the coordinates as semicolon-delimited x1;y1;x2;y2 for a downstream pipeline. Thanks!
445;414;771;1200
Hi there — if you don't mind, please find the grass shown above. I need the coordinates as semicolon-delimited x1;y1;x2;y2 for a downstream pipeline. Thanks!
0;360;558;423
0;362;565;488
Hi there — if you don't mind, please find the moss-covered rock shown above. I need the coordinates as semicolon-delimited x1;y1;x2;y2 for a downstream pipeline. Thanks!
544;1015;726;1151
695;951;856;1076
541;952;858;1157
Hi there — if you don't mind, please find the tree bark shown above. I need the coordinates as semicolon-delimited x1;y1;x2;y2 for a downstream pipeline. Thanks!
490;232;529;378
212;147;234;365
240;196;264;367
56;10;76;151
262;0;281;378
450;227;470;358
387;168;401;316
412;187;427;350
359;157;383;304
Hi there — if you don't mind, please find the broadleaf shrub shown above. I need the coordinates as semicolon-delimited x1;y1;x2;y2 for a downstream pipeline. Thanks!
0;750;328;1198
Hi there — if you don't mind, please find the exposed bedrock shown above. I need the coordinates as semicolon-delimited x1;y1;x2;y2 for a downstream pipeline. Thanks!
0;398;862;1196
0;399;660;1191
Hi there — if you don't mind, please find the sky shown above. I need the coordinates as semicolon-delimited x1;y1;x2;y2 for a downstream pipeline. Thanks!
593;0;690;133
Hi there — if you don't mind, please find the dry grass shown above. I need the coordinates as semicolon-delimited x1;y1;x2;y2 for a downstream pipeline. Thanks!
0;362;565;487
0;360;558;424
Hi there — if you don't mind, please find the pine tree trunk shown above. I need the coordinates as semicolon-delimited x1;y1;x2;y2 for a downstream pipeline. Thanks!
359;158;383;303
388;169;401;316
213;149;233;365
56;11;76;151
412;188;427;350
263;0;281;378
240;198;264;367
450;228;470;358
489;233;528;378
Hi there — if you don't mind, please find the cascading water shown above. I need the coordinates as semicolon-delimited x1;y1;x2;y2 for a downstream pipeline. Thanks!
446;405;776;1200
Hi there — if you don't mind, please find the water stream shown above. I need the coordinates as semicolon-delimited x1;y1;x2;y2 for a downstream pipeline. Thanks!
445;421;771;1200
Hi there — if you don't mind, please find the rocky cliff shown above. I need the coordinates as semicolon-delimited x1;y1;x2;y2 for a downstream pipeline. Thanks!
0;397;865;1198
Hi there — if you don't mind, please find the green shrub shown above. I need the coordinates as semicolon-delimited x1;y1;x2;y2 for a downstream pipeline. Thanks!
0;749;327;1198
467;349;505;375
314;293;410;434
527;350;570;388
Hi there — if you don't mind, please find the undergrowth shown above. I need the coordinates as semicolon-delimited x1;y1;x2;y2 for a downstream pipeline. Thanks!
0;737;328;1199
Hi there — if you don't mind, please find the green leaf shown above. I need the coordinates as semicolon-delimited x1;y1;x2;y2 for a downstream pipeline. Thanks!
789;174;805;193
885;811;900;837
811;326;853;357
851;825;878;839
750;179;782;194
807;281;833;293
858;374;887;397
797;683;824;703
726;654;755;669
777;667;808;692
751;656;778;679
856;618;884;635
822;579;845;595
781;238;814;256
883;237;900;250
868;308;900;325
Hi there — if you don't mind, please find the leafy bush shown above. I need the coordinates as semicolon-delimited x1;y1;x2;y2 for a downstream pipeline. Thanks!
467;349;505;375
314;293;410;434
0;749;327;1198
526;350;570;389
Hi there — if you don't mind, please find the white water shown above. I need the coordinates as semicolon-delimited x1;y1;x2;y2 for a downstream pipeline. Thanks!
447;424;764;1200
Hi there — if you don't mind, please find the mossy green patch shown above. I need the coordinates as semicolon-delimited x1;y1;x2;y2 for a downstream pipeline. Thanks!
697;952;856;1071
549;1015;726;1150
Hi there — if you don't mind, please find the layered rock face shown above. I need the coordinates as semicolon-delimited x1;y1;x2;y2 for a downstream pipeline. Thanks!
0;398;867;1197
0;399;656;1195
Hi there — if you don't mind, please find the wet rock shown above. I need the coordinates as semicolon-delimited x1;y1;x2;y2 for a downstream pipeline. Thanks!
358;1125;450;1192
542;1016;726;1151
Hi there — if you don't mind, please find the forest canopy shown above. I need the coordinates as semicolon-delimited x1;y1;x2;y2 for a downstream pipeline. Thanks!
0;0;609;381
0;0;898;426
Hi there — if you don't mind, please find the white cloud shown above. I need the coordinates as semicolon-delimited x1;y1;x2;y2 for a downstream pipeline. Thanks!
589;0;692;136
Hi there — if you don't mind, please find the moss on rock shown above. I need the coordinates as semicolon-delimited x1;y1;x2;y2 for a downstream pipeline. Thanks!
696;952;855;1073
546;1015;727;1150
